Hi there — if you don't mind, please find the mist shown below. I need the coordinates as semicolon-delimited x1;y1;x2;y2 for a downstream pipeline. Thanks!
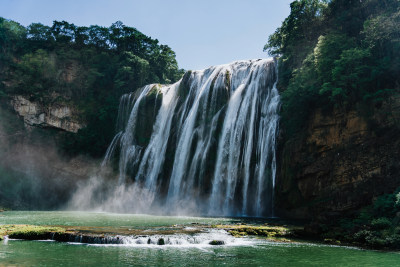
66;173;204;216
0;104;97;210
0;103;200;215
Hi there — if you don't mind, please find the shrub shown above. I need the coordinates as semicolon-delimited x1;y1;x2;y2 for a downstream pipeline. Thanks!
371;218;392;230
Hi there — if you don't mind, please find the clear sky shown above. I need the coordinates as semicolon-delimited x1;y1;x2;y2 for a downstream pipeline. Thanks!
0;0;292;70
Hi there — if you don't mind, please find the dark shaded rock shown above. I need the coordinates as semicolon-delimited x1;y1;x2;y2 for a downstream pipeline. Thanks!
136;85;163;147
276;95;400;221
304;222;323;236
209;240;225;245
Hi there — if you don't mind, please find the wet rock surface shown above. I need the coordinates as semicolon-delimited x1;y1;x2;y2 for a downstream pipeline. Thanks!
209;240;224;245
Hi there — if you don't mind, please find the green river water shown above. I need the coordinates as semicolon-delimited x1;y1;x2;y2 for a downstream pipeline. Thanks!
1;211;400;266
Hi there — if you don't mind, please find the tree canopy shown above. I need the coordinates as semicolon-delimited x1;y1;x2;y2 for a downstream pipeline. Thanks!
265;0;400;135
0;18;185;157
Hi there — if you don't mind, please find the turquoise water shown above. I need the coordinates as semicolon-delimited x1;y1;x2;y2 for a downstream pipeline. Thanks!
1;211;400;266
0;211;236;227
2;239;400;266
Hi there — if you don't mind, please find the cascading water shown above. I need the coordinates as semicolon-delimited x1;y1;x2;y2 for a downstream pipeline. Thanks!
50;229;257;247
76;58;280;217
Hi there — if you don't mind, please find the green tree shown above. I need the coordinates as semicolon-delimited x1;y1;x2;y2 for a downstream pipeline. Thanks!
0;17;185;157
51;21;76;44
11;49;57;96
266;0;400;135
114;51;150;91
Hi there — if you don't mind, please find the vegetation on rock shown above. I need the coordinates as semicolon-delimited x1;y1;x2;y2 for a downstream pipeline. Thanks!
267;0;400;249
209;240;224;245
0;224;65;240
0;18;184;157
321;188;400;249
265;0;400;136
214;224;299;238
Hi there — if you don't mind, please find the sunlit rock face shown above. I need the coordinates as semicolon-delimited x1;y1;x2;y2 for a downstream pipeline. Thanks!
11;95;83;133
101;59;280;217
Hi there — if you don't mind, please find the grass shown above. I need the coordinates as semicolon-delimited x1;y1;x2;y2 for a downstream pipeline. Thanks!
0;224;66;240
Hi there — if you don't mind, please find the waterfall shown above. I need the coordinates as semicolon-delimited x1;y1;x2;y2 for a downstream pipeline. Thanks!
94;58;279;217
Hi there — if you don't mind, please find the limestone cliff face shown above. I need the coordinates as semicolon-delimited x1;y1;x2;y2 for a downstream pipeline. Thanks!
11;95;83;133
276;95;400;220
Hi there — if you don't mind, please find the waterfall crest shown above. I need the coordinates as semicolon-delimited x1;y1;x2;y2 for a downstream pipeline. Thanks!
73;58;280;217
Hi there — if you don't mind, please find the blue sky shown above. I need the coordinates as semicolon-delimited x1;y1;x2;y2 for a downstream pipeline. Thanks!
0;0;292;70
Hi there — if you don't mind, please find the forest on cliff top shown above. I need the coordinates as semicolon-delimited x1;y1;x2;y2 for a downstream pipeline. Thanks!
0;18;184;157
265;0;400;136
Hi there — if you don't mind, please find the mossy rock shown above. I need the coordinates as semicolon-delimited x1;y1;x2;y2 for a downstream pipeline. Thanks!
0;224;66;240
209;240;224;245
224;70;231;90
146;84;162;98
177;71;192;99
229;230;247;237
136;84;163;146
215;224;293;238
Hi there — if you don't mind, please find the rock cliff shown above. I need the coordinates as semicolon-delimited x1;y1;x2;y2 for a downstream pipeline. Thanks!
276;95;400;220
11;95;83;133
0;101;98;210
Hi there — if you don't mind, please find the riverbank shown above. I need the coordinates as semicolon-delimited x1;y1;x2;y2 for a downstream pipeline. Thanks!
0;222;381;250
0;223;300;245
2;210;399;251
0;225;65;241
2;211;400;266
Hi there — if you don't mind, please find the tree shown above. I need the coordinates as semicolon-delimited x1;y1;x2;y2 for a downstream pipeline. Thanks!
0;17;26;55
0;18;185;157
266;0;400;136
51;21;76;44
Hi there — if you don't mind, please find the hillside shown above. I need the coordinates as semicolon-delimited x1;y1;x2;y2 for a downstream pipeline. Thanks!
0;18;184;157
0;18;184;209
268;0;400;248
